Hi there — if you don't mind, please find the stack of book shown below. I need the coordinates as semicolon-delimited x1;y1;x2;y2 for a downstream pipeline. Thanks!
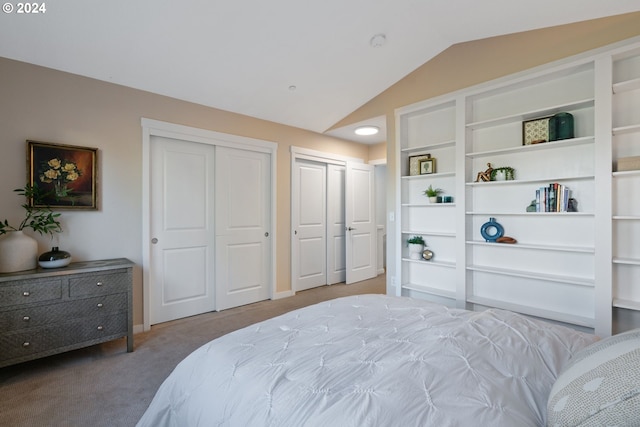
535;183;571;212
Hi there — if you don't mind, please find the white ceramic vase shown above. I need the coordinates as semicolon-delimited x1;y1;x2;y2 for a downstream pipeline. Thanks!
408;243;424;260
0;230;38;273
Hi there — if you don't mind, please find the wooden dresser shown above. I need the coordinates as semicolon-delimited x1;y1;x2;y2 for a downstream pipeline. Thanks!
0;258;134;368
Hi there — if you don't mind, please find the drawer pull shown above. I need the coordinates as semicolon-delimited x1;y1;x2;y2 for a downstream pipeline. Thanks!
97;303;104;308
23;316;30;322
23;291;31;297
23;342;30;348
96;281;104;287
97;325;104;331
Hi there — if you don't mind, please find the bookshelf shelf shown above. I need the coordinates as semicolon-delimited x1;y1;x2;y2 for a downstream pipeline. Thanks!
402;283;456;300
401;140;456;153
466;265;594;287
466;136;594;158
613;299;640;311
466;240;594;253
467;296;595;328
612;77;640;94
465;99;594;130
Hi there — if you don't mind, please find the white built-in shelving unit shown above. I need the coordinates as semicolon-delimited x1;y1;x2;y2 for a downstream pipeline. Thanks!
398;101;458;304
611;47;640;316
394;37;640;337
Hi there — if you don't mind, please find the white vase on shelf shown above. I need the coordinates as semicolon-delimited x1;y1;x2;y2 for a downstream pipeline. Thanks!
0;230;38;273
408;243;424;260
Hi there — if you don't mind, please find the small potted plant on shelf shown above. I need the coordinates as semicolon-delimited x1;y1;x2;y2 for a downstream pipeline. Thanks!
0;184;62;273
423;185;443;203
407;235;425;260
491;166;515;181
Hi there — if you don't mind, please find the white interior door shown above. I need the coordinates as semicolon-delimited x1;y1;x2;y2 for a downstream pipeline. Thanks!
215;146;271;310
327;164;346;284
293;159;327;291
345;161;377;284
149;136;216;324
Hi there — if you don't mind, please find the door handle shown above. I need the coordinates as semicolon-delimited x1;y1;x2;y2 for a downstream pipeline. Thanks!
151;238;158;244
347;227;356;231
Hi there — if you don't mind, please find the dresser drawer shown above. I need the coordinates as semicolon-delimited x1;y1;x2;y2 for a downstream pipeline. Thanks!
0;278;63;308
0;313;127;362
69;270;129;298
0;325;67;360
0;293;127;331
74;312;127;342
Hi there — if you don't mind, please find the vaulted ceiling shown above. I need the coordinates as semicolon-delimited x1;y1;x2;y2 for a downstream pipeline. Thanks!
1;1;640;143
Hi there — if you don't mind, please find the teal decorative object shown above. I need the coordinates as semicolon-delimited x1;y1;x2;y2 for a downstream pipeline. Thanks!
549;112;574;141
526;200;537;212
480;217;504;242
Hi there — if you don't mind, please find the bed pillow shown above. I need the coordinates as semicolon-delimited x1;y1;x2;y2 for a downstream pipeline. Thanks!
546;328;640;427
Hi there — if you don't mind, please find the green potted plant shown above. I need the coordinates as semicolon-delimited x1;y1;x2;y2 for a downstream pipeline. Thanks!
491;166;515;181
423;185;443;203
407;235;425;260
0;184;62;272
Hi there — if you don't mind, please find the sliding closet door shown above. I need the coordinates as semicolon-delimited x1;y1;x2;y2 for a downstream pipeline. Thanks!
149;136;216;324
327;164;346;285
215;146;271;310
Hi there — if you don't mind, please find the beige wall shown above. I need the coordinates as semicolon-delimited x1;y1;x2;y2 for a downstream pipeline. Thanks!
0;57;369;327
368;142;387;163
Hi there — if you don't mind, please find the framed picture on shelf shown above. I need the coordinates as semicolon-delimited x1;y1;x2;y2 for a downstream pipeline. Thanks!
409;154;431;176
419;158;436;174
522;116;551;145
27;140;98;210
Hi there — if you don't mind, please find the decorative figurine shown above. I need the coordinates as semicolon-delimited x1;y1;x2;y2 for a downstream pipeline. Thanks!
476;163;493;182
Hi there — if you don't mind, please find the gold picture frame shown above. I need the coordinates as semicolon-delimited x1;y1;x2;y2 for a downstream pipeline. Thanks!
419;158;436;174
28;140;98;209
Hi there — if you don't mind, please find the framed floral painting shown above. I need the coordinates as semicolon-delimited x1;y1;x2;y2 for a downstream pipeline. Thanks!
27;140;98;209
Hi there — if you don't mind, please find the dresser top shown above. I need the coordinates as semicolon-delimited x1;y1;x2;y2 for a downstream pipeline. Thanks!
0;258;134;282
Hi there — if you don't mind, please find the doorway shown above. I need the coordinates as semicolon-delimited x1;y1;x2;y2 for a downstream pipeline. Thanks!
291;147;377;292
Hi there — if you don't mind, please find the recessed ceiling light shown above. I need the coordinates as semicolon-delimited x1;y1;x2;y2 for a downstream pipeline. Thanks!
355;126;379;136
288;85;297;91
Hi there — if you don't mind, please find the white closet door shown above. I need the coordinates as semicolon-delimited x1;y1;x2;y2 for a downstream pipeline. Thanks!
327;164;346;284
149;136;216;324
346;161;377;284
293;159;327;291
215;146;271;310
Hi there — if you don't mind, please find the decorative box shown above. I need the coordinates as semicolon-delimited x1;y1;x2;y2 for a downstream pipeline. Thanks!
616;156;640;172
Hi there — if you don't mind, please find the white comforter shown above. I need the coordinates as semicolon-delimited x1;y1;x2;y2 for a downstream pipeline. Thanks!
137;294;598;427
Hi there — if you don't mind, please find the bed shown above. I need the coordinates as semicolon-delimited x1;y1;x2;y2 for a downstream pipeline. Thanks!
137;294;639;426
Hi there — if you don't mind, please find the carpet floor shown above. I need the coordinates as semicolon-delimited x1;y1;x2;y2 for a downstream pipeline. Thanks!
0;276;385;427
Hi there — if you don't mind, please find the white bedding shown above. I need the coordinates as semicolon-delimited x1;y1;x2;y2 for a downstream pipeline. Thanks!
137;294;598;427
